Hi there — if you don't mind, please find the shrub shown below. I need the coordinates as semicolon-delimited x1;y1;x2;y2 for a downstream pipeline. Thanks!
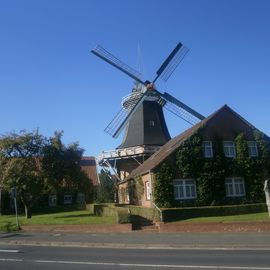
162;203;267;222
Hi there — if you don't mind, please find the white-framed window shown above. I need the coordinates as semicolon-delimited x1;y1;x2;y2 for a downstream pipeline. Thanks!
64;194;72;205
247;141;258;157
145;181;151;200
223;141;236;158
173;179;197;200
225;177;245;197
48;195;57;206
202;141;213;158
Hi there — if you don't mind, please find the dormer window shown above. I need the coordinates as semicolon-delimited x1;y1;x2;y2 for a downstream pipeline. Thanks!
223;141;236;158
247;141;258;157
202;141;213;158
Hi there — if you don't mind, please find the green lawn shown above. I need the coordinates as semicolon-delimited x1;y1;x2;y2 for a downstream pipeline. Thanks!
0;210;116;232
175;212;270;223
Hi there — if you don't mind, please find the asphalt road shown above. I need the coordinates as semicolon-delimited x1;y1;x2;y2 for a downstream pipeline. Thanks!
1;244;270;270
2;231;270;249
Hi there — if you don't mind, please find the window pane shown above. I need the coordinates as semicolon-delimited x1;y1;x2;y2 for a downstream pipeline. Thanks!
185;186;191;197
224;141;235;157
235;184;240;195
191;185;196;197
179;186;184;198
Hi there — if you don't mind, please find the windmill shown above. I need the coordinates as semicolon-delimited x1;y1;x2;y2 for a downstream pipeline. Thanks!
92;42;205;182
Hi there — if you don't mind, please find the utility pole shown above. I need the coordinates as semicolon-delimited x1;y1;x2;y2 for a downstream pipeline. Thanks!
11;187;20;229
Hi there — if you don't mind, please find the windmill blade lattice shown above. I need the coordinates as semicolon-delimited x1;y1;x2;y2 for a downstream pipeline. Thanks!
105;91;149;138
163;101;202;125
159;46;189;82
91;45;144;84
161;92;205;125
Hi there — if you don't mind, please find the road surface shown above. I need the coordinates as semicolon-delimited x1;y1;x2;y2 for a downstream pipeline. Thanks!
1;244;270;270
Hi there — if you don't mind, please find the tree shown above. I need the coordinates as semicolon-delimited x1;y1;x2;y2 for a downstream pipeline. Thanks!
0;130;94;217
0;130;45;218
41;131;93;201
95;169;115;203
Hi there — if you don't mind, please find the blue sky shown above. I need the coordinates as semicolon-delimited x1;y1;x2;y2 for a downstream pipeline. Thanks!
1;0;270;157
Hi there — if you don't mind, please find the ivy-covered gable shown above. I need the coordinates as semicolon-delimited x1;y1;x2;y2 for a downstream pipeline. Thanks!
152;106;270;208
124;105;270;208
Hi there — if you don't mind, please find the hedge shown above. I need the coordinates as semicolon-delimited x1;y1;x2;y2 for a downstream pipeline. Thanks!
86;204;130;224
127;205;160;222
161;203;267;222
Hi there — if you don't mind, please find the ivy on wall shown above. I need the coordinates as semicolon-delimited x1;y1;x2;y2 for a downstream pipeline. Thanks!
128;176;144;205
153;130;270;208
153;161;175;208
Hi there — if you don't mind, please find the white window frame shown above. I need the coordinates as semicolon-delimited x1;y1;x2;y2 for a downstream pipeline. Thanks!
203;141;213;158
64;194;72;205
225;177;246;197
247;141;258;157
223;141;236;158
173;179;197;200
145;181;151;200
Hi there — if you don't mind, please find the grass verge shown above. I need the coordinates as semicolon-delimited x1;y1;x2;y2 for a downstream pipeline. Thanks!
174;212;269;223
0;210;116;232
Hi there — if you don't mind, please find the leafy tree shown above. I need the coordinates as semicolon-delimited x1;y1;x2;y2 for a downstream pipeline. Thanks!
0;130;45;218
41;131;93;201
95;169;115;203
0;130;94;217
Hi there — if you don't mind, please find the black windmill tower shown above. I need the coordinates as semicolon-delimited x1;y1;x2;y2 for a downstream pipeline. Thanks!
92;42;205;181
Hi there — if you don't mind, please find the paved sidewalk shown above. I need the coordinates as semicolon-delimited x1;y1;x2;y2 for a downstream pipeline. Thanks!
1;231;270;249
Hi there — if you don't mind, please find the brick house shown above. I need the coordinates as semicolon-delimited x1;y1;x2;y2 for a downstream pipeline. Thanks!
80;156;99;186
118;105;270;207
48;156;98;206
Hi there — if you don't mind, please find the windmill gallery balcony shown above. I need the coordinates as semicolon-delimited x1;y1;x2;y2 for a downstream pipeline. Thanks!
97;145;161;166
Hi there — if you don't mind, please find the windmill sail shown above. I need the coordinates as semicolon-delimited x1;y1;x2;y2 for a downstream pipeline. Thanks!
161;92;205;125
91;45;144;84
91;41;204;139
105;91;149;138
153;43;189;83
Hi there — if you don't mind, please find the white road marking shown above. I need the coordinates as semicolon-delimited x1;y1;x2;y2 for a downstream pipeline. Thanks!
0;258;22;262
0;249;20;253
34;259;270;269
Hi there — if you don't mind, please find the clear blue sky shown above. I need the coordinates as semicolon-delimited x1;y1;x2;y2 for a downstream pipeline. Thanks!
1;0;270;157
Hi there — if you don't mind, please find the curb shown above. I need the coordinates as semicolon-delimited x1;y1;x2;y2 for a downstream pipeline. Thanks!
2;239;270;250
21;224;132;233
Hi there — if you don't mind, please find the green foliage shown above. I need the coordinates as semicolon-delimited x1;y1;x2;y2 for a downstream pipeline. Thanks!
94;169;115;203
0;130;94;217
153;162;175;207
197;140;226;206
128;176;144;205
176;135;203;178
0;130;46;218
153;130;270;208
89;204;130;224
127;205;160;222
161;203;267;222
41;131;91;194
